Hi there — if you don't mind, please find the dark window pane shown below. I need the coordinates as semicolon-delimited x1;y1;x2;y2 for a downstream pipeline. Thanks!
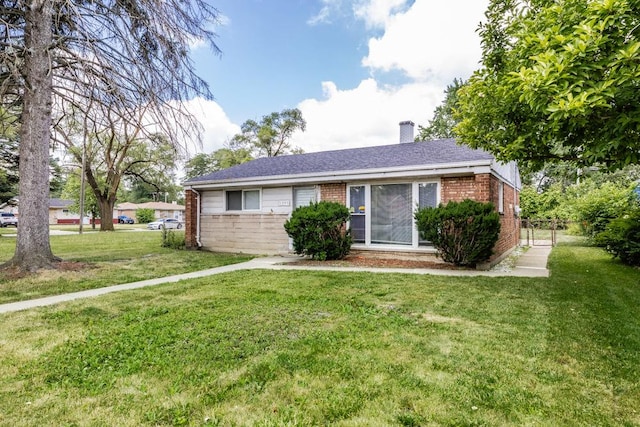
226;191;242;210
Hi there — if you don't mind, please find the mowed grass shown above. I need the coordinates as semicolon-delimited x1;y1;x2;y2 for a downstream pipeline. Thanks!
0;242;639;425
0;230;252;304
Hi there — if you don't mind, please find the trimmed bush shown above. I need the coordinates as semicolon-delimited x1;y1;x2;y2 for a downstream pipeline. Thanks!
415;199;501;267
284;201;352;261
595;208;640;266
136;208;155;224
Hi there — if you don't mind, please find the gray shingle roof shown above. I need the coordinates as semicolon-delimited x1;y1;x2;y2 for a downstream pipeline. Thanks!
49;198;74;208
186;139;494;183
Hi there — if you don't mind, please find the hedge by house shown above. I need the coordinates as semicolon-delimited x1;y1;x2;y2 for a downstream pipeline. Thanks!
415;199;500;267
284;201;352;261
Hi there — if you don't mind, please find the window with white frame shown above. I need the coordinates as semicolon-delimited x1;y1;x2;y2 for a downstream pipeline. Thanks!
498;181;504;214
226;189;261;211
293;186;316;208
418;182;438;245
347;180;440;248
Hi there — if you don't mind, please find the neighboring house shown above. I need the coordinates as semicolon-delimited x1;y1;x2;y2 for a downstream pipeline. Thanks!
49;198;87;224
183;122;521;264
116;201;185;222
0;201;18;214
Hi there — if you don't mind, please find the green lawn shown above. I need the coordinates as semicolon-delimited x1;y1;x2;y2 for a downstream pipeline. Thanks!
0;241;638;425
0;230;252;304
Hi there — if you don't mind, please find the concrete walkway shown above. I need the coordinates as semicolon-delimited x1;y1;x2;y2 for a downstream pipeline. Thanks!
0;245;552;314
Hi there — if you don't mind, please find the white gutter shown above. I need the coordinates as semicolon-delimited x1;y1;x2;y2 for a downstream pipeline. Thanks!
190;188;202;248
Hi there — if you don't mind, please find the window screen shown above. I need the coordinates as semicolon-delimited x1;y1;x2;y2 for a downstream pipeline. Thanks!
294;187;316;208
419;183;438;208
243;190;260;210
371;183;412;245
226;191;242;211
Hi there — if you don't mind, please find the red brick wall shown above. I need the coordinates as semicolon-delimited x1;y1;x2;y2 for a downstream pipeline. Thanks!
491;179;521;260
441;175;476;203
184;189;199;249
320;183;346;204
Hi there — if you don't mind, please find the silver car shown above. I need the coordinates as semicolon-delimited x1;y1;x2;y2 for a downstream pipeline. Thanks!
147;218;183;230
0;212;18;227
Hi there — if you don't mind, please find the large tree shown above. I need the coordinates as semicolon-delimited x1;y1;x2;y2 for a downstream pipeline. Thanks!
1;0;220;270
57;104;179;231
455;0;640;172
230;108;306;158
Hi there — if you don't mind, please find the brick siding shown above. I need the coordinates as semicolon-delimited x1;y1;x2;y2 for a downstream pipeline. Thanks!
320;183;347;204
491;178;521;260
184;189;199;249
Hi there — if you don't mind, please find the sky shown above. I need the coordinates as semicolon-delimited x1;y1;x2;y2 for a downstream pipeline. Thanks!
185;0;489;156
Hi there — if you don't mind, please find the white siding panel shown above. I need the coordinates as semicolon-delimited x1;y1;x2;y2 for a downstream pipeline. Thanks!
261;187;293;214
201;190;223;214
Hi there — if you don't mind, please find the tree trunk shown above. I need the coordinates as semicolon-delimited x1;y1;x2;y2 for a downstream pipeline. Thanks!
3;0;60;271
97;197;115;231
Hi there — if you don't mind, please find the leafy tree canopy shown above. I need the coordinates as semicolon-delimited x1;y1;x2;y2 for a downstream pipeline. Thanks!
417;78;464;141
455;0;640;172
184;147;253;181
230;108;305;158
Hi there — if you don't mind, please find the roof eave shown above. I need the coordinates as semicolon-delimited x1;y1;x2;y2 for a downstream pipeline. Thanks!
185;160;493;190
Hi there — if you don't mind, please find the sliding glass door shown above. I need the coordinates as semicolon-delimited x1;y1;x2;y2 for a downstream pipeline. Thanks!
348;181;439;248
371;184;413;245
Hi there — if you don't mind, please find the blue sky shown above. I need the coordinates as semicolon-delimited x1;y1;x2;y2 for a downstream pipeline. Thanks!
186;0;489;154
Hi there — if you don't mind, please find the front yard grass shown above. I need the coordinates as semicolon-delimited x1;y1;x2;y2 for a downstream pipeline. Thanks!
0;242;638;425
0;231;252;304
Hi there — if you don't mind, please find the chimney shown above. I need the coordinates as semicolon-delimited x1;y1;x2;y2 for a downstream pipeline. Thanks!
399;120;415;143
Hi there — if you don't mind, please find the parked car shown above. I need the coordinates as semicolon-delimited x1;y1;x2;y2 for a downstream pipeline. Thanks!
147;218;183;230
117;215;135;224
0;212;18;227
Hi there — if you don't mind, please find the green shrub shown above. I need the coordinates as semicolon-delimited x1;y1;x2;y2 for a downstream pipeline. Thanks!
595;208;640;266
284;201;352;260
136;208;155;224
161;229;185;250
520;184;566;220
571;183;634;239
415;199;501;267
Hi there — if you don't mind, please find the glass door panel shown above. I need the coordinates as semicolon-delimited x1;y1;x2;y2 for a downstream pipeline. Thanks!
349;186;366;243
371;183;412;245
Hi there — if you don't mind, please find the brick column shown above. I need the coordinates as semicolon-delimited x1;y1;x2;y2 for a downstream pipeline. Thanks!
184;189;199;249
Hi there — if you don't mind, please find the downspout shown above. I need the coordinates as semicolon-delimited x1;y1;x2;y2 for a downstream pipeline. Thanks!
191;188;202;248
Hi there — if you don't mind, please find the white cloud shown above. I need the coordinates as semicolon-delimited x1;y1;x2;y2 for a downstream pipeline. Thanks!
363;0;488;83
294;78;444;152
353;0;411;29
181;97;240;156
308;0;343;25
292;0;488;152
